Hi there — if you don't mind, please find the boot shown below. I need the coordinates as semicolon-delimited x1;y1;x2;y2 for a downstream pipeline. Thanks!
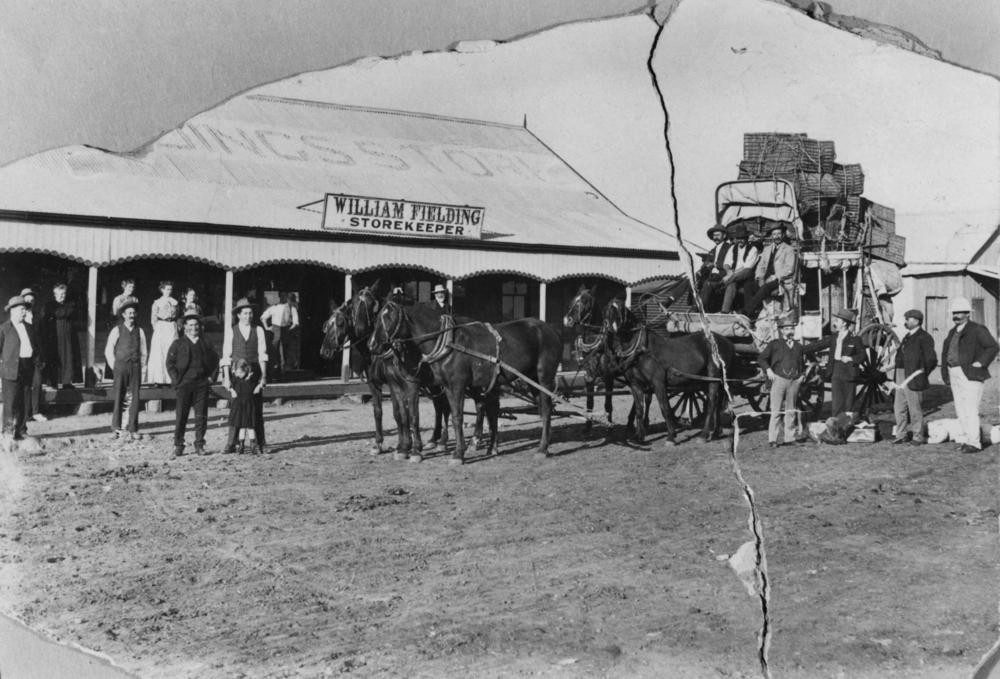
222;426;238;455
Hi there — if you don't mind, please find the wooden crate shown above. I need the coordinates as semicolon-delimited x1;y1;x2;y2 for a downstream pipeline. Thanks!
833;163;865;195
869;233;906;266
742;133;835;173
863;199;895;234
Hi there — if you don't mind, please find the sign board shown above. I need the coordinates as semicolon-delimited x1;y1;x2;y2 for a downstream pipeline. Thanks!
322;193;484;240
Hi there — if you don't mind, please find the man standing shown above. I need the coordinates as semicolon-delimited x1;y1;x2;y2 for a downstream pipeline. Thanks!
941;297;998;453
746;221;798;317
221;298;269;454
758;311;805;447
19;288;47;422
260;293;298;378
104;297;147;441
42;283;77;389
0;295;40;450
892;309;937;445
719;224;760;313
803;308;866;418
166;312;219;457
430;283;452;314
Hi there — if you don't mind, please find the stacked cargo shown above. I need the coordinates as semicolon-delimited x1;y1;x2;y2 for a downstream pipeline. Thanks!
737;132;905;266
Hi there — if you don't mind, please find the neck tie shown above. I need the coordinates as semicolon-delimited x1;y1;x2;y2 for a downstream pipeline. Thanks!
731;244;740;269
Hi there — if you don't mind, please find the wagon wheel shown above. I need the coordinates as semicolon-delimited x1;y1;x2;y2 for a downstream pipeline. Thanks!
798;362;826;419
667;388;708;427
743;369;824;421
855;323;900;418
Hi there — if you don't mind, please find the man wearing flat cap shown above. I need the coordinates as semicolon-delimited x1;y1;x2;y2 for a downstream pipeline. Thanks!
166;311;219;457
757;310;806;447
941;297;998;453
104;296;148;441
891;309;937;445
0;295;41;450
746;221;798;317
697;225;731;311
803;308;866;418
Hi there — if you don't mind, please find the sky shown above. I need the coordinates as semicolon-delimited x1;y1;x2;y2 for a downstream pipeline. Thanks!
0;0;997;167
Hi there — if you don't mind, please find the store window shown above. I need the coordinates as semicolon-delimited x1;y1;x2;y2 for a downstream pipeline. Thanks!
502;280;527;320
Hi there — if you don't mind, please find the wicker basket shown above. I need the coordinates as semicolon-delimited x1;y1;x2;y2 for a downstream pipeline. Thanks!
833;163;865;195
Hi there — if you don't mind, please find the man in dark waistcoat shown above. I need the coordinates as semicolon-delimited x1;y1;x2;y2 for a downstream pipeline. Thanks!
221;298;269;454
803;308;867;418
0;295;41;450
103;297;147;440
891;309;937;445
167;312;219;457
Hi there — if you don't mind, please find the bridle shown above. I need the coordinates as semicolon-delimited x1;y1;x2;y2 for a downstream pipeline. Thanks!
352;286;379;342
564;290;595;328
369;300;409;360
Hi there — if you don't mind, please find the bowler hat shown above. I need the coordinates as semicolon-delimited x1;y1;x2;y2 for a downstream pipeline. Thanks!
777;311;799;327
19;288;34;298
117;296;139;315
706;225;726;239
233;298;254;313
4;295;28;312
903;309;923;323
432;284;448;295
181;310;202;324
834;308;857;323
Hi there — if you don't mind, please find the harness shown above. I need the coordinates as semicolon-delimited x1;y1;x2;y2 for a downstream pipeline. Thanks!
614;324;648;370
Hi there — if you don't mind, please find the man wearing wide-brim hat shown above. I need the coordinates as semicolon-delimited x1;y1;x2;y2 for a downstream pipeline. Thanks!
0;295;41;450
166;311;219;457
220;298;269;454
697;225;731;311
104;296;148;441
940;296;998;453
757;310;807;447
802;307;866;419
746;221;798;317
429;283;452;314
18;287;48;423
717;223;760;313
891;309;937;445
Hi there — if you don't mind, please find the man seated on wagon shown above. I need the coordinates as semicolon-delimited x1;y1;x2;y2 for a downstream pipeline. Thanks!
696;224;731;312
745;221;798;318
717;223;760;314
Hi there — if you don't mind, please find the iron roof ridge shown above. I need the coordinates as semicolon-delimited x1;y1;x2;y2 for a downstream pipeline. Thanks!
0;209;679;261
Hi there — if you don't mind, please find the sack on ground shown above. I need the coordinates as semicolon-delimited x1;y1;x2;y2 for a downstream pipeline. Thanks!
927;418;962;444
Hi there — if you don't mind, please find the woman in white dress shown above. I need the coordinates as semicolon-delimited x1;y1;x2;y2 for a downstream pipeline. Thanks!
147;280;178;386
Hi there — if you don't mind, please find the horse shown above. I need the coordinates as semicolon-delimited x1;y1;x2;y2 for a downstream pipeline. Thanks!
563;286;648;434
604;298;734;445
370;301;562;464
319;284;450;457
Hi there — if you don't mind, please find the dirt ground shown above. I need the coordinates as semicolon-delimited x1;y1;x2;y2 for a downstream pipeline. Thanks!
0;379;996;678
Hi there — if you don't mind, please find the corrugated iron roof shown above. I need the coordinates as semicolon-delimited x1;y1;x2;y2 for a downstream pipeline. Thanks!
0;95;679;259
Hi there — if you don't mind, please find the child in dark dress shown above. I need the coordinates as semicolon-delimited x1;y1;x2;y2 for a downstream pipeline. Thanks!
227;358;260;454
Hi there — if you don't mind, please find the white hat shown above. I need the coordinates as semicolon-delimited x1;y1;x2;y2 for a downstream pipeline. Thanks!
949;297;972;314
432;284;448;295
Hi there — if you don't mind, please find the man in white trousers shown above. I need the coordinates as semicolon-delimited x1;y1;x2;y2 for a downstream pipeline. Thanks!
940;297;998;453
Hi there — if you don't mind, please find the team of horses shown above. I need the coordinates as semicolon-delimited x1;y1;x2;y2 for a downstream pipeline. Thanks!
320;282;733;464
